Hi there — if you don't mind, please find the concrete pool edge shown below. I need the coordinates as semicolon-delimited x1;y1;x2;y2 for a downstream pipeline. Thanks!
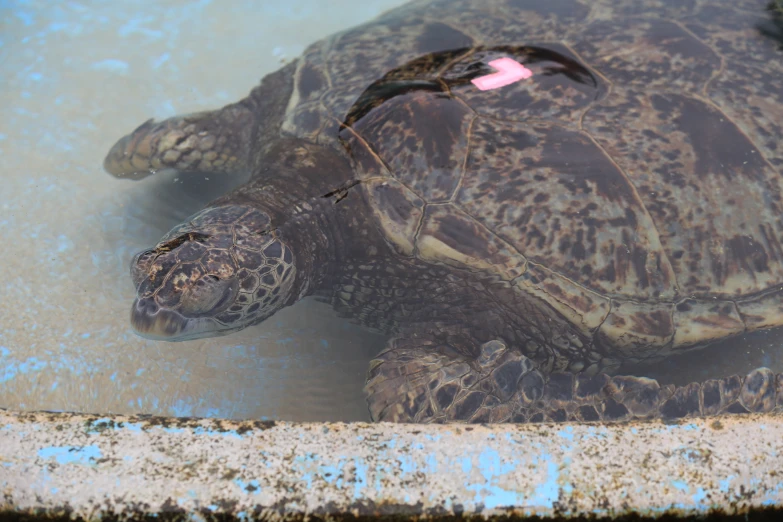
1;410;782;520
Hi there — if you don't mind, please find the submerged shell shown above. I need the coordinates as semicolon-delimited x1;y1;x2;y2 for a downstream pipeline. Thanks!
281;0;783;350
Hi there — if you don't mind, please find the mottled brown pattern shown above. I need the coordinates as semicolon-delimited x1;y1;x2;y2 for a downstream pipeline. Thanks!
687;5;783;170
683;3;783;72
570;18;721;92
513;264;610;345
457;118;676;298
583;89;783;297
394;0;516;44
737;286;783;330
602;0;699;19
416;205;527;280
596;301;675;359
107;0;783;422
496;0;594;43
708;65;783;170
671;299;745;349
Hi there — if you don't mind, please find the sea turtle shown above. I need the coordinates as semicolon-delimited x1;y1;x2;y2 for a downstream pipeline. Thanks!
103;0;783;422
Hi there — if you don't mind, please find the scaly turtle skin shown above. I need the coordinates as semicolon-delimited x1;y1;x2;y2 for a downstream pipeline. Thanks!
104;0;783;422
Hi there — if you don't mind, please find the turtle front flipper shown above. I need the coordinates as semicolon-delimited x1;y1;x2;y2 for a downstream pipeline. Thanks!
103;102;256;180
365;337;783;423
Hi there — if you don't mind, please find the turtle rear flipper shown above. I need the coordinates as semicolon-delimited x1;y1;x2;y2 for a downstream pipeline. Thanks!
365;337;783;423
103;102;256;180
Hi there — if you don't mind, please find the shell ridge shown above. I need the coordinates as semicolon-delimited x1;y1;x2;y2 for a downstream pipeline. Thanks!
667;18;727;96
416;203;529;278
511;261;610;309
410;201;428;259
558;40;615;131
338;124;397;179
447;114;478;202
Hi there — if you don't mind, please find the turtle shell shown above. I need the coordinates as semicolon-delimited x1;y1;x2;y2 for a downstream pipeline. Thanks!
280;0;783;355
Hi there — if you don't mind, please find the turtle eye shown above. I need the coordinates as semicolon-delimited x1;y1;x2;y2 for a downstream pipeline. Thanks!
180;274;236;317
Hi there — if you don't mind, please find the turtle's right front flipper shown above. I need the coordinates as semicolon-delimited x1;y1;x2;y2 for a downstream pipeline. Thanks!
365;337;783;423
103;102;256;180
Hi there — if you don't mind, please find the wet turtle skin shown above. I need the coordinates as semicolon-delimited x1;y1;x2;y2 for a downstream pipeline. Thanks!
104;0;783;423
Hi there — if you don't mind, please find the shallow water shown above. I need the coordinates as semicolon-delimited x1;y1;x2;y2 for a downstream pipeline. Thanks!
0;0;402;421
2;0;783;422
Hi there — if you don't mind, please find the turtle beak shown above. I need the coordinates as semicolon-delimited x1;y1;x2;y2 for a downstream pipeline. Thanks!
130;297;189;340
130;297;216;341
130;296;245;341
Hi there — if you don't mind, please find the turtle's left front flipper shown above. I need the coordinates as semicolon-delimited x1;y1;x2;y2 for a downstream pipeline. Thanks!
103;101;256;180
365;337;783;423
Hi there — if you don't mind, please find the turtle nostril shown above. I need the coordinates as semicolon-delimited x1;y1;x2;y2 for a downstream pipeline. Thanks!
136;298;159;315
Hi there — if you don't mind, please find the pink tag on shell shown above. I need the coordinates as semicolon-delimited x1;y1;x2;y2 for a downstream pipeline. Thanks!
471;57;533;91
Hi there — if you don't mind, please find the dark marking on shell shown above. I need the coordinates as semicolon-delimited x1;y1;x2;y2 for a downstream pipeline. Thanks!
458;118;675;298
571;19;721;91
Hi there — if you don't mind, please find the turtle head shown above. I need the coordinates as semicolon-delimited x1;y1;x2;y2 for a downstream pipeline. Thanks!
129;205;297;341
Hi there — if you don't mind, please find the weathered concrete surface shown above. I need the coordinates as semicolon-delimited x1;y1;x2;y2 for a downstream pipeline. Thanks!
1;410;783;520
